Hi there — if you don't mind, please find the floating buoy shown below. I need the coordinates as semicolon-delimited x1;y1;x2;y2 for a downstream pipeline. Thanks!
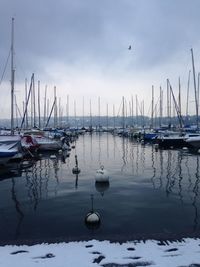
72;155;81;174
72;166;80;174
141;139;145;145
155;144;159;151
95;165;109;182
50;155;57;159
58;149;62;154
85;195;101;229
85;212;100;224
182;147;188;150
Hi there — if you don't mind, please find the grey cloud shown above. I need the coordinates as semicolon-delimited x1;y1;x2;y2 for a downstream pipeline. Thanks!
0;0;200;83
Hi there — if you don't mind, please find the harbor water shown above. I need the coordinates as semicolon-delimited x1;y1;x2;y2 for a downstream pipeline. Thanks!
0;133;200;244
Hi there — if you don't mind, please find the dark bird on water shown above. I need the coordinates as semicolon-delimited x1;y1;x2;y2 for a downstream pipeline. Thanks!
128;45;131;50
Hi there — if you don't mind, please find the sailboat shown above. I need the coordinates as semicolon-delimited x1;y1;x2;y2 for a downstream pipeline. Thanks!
0;18;23;162
0;143;20;164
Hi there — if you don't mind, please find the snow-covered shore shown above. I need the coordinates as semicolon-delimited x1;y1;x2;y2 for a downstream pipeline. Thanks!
0;238;200;267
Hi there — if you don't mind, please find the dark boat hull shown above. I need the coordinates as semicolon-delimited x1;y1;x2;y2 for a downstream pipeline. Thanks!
156;137;187;149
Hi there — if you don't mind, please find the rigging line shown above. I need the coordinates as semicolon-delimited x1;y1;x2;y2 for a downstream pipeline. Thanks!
0;50;11;87
117;98;123;117
146;94;160;117
146;101;151;116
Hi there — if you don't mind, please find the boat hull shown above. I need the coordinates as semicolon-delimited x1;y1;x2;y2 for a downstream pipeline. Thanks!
156;137;187;149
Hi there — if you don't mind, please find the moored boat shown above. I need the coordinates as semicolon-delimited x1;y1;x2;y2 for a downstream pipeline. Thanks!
21;135;39;153
186;135;200;151
0;143;22;164
35;135;63;151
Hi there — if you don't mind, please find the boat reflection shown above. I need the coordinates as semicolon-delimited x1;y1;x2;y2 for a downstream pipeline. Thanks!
11;178;24;240
1;133;200;242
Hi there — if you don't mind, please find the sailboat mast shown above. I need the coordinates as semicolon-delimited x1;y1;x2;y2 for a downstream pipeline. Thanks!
43;85;47;127
11;17;15;135
33;73;36;127
58;98;60;126
98;96;101;128
191;48;199;129
106;103;108;130
54;86;57;128
25;78;28;128
122;96;125;130
82;96;85;128
178;77;182;122
198;72;200;113
186;70;191;122
159;86;162;127
47;99;49;123
67;94;69;126
142;100;145;127
151;85;154;129
136;95;138;126
15;95;18;128
89;99;92;128
113;104;115;129
74;100;77;129
131;95;134;127
38;80;41;128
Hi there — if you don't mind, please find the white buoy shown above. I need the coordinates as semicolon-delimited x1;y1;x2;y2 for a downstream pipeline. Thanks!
85;212;100;224
58;149;62;154
85;195;101;229
141;139;145;145
182;147;188;150
50;155;57;159
95;165;109;182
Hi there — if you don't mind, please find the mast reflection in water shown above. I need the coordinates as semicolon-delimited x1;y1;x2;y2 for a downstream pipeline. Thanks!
0;133;200;244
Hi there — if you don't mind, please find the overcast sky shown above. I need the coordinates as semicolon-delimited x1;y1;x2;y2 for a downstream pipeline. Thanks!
0;0;200;118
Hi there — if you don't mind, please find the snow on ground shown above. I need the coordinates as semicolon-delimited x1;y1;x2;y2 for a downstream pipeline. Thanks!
0;238;200;267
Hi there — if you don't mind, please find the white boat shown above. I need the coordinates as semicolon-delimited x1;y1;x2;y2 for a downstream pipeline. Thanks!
0;135;22;155
0;135;21;145
21;135;39;153
35;136;63;151
0;143;21;164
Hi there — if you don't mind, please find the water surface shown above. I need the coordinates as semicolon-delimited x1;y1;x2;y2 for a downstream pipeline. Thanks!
0;133;200;244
